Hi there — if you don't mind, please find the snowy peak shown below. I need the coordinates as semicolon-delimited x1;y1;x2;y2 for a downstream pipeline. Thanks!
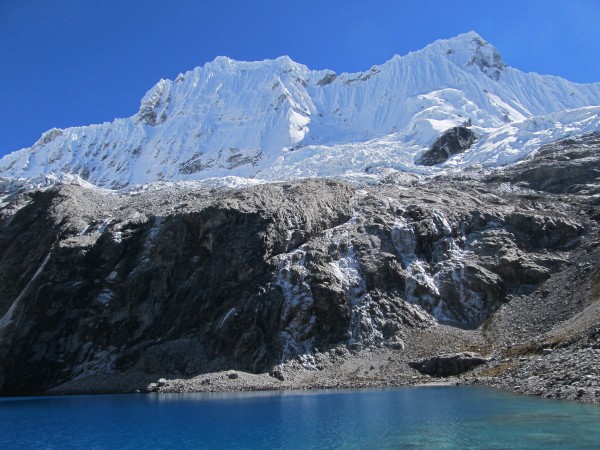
2;32;600;189
447;32;506;80
138;79;171;126
465;35;506;80
399;31;505;80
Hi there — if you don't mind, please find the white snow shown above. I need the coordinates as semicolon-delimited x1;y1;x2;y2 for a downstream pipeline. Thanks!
1;31;600;188
391;210;493;323
327;244;383;345
219;307;237;328
273;247;318;366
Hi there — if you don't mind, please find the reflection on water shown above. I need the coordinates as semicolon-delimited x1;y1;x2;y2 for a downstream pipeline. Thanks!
1;386;599;449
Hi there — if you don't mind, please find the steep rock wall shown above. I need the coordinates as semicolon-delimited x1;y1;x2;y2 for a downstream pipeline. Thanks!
0;133;599;394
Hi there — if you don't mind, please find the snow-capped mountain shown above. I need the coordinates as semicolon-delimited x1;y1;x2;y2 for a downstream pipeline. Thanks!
2;31;600;188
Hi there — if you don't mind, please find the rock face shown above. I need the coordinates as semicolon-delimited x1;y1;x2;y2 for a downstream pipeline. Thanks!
409;353;489;377
0;132;599;396
418;126;476;165
0;181;355;394
487;132;600;195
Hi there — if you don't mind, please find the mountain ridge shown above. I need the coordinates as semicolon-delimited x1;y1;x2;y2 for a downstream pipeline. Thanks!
2;31;600;188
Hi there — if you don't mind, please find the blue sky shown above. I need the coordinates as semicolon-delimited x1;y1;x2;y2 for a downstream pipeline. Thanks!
1;0;599;157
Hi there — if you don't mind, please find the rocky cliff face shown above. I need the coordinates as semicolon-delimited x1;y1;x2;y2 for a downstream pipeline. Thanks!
0;181;355;393
1;133;598;396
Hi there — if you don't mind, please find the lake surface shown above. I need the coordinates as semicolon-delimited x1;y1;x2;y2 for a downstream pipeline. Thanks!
1;386;599;449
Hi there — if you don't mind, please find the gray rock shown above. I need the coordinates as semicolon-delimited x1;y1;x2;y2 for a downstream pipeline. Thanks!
269;367;285;381
487;132;600;195
385;339;405;350
409;353;490;377
0;132;599;398
417;126;476;165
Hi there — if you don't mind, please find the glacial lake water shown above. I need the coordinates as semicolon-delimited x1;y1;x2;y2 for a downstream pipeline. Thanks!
1;386;600;449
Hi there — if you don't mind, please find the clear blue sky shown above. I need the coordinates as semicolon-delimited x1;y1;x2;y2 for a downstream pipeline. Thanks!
1;0;599;157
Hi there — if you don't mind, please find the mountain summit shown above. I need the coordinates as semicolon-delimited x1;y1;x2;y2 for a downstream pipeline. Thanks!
2;32;600;188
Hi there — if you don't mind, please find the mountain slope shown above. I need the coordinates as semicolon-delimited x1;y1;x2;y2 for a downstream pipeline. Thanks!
2;32;600;188
0;132;598;399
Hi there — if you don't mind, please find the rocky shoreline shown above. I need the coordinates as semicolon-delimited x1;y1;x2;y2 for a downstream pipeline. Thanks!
49;324;600;405
463;342;600;404
49;348;600;405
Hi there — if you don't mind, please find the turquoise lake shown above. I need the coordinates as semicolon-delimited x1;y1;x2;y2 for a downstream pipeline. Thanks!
1;386;599;449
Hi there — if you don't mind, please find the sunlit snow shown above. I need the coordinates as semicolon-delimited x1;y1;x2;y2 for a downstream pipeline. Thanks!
1;32;600;188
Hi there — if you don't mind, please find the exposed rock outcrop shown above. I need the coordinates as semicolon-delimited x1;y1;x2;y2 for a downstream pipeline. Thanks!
487;132;600;195
409;352;489;377
418;126;476;165
0;181;356;394
0;133;599;399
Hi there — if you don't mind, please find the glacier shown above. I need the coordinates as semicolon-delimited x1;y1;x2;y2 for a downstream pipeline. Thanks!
1;31;600;188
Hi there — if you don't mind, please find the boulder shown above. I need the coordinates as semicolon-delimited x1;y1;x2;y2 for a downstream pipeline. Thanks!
418;126;476;166
409;352;490;377
269;366;285;381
